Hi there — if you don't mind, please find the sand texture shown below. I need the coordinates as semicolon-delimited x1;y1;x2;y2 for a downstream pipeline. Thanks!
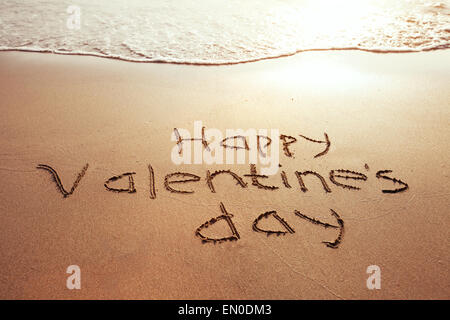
0;51;449;299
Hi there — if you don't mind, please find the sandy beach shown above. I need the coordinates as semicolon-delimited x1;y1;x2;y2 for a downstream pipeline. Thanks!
0;50;449;299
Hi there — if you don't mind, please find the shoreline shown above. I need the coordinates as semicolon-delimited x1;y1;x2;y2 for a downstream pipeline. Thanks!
1;45;449;66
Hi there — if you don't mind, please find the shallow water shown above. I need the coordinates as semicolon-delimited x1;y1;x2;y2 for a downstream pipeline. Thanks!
0;0;449;64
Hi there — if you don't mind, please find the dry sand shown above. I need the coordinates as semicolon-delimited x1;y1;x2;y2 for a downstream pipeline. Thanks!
0;50;449;299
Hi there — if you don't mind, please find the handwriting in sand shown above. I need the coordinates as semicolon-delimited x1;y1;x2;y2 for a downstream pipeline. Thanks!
36;128;409;248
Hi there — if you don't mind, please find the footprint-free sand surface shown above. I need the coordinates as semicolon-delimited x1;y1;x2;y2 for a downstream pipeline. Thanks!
0;50;448;299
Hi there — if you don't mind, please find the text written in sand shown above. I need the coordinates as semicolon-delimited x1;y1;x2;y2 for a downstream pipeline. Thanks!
37;127;409;248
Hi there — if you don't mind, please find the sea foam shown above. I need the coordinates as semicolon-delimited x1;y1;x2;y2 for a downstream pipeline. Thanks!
0;0;449;64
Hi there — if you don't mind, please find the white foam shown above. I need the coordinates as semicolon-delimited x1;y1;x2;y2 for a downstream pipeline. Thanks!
0;0;449;64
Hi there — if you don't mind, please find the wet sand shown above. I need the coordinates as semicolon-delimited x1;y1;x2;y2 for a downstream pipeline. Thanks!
0;50;449;299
